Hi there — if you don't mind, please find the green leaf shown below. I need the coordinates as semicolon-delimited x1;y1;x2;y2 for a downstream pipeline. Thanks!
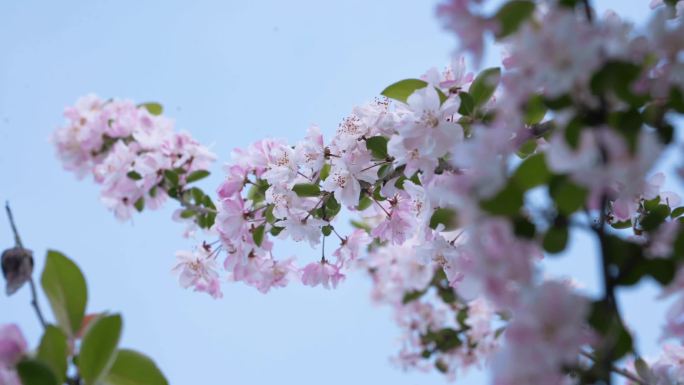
647;258;676;285
523;94;547;124
402;289;426;304
270;226;285;236
140;102;163;116
163;169;179;187
366;136;389;160
133;197;144;212
377;163;392;179
493;0;535;38
611;220;632;229
252;225;265;247
79;314;123;385
325;195;341;217
513;216;536;239
458;92;475;116
322;225;333;236
512;153;551;190
590;61;646;107
180;209;195;219
16;359;58;385
641;204;671;231
247;179;269;203
292;183;321;197
381;79;429;103
185;170;210;184
41;250;88;337
480;183;524;216
469;68;501;108
103;349;168;385
356;196;373;211
549;178;588;215
37;326;69;383
427;328;462;352
544;94;573;110
543;226;568;254
126;171;142;181
564;117;583;149
635;358;654;384
319;163;331;181
516;139;537;158
350;220;371;232
429;208;458;230
671;207;684;219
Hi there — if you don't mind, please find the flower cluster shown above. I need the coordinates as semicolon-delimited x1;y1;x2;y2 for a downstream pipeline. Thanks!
53;95;216;222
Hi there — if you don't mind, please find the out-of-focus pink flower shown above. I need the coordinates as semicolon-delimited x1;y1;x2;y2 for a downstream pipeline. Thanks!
0;324;26;368
301;260;345;289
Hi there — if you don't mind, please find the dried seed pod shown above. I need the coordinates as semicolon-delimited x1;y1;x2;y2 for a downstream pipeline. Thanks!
1;247;33;296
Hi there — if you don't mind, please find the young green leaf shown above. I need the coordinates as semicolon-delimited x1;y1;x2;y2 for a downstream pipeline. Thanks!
36;326;69;383
41;250;88;337
252;225;265;247
366;136;389;159
126;171;142;181
139;102;163;116
458;92;475;116
542;226;569;254
16;359;58;385
102;349;169;385
185;170;210;184
429;208;458;231
292;183;321;197
79;314;123;385
493;0;536;38
381;79;429;103
512;153;551;190
469;68;501;108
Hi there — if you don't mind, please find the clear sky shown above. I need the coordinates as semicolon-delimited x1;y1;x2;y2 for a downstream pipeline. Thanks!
0;1;670;385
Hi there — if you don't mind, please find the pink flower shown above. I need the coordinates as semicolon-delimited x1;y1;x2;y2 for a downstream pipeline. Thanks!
294;125;325;178
279;214;325;247
322;149;378;208
255;258;299;293
436;0;495;63
260;141;297;185
333;229;371;265
216;197;248;240
0;367;21;385
422;55;474;91
173;249;222;299
0;324;26;368
389;87;462;176
453;218;540;308
371;199;415;245
301;260;345;289
493;282;590;385
217;165;248;200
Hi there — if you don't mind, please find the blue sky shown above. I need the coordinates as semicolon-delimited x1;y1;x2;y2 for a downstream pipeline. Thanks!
0;1;669;384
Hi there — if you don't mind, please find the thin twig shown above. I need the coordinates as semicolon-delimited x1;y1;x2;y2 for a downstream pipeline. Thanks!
580;351;648;385
5;202;47;329
5;202;23;248
177;195;217;215
28;278;47;328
